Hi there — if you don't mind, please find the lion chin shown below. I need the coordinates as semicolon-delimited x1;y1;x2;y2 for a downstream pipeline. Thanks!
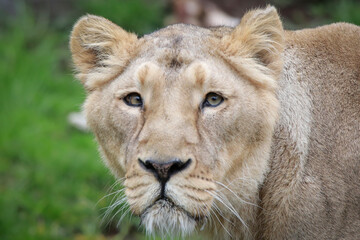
140;199;197;237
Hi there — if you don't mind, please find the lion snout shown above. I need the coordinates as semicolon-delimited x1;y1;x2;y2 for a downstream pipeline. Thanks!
138;158;192;184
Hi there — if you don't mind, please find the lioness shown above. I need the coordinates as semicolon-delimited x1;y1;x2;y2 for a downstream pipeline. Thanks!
70;6;360;239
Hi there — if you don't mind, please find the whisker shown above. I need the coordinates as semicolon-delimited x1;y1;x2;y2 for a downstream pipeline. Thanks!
215;180;260;208
208;204;220;235
211;200;233;224
97;188;125;206
208;191;239;221
100;188;129;229
209;201;232;238
117;207;131;228
224;176;258;187
216;191;249;229
206;189;249;231
111;198;129;217
106;177;126;194
105;194;127;212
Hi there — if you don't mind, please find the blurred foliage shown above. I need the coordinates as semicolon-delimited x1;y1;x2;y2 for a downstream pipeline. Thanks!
75;0;166;35
0;0;359;239
270;0;360;28
310;0;360;25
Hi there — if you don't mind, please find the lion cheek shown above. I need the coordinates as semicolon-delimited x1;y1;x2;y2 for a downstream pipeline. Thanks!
124;181;160;215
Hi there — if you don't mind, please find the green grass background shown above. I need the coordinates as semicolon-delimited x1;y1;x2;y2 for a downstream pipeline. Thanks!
0;0;359;239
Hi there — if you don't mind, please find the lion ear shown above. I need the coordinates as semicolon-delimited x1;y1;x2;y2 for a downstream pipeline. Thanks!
70;15;138;90
220;6;284;89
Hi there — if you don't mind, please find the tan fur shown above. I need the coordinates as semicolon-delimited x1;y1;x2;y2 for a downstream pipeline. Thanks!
70;6;360;239
70;14;138;90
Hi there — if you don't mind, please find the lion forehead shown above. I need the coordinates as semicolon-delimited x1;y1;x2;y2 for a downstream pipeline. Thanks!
137;24;218;66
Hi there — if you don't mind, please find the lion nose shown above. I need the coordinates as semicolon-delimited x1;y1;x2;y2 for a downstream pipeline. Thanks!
138;158;192;183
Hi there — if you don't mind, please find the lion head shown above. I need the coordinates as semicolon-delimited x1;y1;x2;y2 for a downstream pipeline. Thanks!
70;6;283;238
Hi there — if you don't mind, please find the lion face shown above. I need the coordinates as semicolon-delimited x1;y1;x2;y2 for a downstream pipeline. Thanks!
70;7;283;237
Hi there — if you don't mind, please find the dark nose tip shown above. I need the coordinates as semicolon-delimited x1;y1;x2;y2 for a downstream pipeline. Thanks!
138;158;192;183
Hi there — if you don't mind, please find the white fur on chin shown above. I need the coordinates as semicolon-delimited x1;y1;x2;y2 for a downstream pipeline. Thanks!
141;199;196;238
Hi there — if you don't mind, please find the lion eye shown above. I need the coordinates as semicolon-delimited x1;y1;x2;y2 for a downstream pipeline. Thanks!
124;92;143;107
203;92;224;108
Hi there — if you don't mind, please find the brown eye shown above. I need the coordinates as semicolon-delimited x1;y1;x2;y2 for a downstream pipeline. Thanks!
203;92;224;108
124;92;143;107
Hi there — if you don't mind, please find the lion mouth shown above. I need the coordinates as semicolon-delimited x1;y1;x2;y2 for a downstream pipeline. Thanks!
142;197;203;221
139;198;205;237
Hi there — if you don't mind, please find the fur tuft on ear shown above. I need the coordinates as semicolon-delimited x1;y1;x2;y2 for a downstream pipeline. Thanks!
220;6;284;90
70;15;138;90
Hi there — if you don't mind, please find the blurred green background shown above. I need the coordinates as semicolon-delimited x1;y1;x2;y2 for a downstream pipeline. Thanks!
0;0;359;239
